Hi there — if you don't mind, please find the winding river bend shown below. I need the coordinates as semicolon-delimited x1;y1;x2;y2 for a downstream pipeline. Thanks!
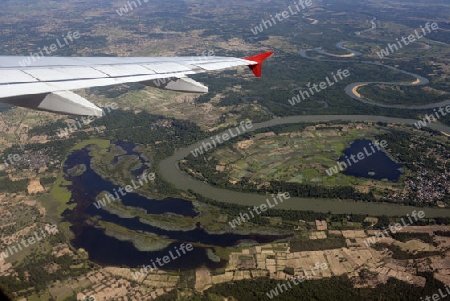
159;115;450;218
158;20;450;217
300;40;450;109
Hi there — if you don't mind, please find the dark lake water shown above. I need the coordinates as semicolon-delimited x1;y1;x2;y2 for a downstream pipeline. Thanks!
339;139;403;181
63;141;287;269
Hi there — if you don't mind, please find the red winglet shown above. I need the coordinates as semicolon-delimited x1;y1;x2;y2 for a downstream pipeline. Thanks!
244;51;274;77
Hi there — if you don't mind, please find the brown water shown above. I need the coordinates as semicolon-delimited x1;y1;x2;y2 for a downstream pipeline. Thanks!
159;115;450;217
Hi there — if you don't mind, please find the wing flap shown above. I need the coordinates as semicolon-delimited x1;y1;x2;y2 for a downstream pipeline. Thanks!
0;91;103;116
41;91;103;116
141;77;208;93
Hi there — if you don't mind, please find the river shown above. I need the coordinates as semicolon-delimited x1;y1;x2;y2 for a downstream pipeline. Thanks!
159;115;450;217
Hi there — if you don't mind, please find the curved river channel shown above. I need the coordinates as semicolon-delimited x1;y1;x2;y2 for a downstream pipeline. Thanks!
159;115;450;218
158;29;448;217
300;40;450;109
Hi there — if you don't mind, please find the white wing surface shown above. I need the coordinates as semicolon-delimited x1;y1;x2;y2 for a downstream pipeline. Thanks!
0;52;273;116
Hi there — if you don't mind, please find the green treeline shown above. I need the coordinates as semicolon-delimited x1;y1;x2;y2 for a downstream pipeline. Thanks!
376;130;446;172
373;243;442;260
0;177;28;194
92;110;207;162
391;232;435;245
358;85;447;105
155;273;448;301
290;235;347;252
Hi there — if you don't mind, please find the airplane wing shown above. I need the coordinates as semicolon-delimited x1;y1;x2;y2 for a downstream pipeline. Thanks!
0;51;273;116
